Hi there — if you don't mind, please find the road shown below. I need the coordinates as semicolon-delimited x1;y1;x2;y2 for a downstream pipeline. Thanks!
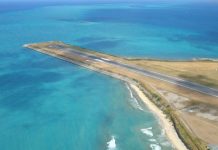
43;44;218;98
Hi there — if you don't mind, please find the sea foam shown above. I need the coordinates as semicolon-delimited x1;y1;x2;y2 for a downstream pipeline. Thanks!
141;127;153;137
107;136;116;150
126;84;143;110
126;84;133;98
150;144;162;150
149;139;157;142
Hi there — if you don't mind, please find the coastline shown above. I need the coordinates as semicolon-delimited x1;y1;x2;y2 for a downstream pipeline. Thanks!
33;52;188;149
25;42;209;149
130;84;188;150
60;58;189;149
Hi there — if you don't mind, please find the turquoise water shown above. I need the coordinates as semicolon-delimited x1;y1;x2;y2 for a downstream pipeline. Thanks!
0;2;218;150
0;57;172;149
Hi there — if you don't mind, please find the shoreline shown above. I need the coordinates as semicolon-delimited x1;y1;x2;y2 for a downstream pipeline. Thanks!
130;84;188;150
25;42;207;149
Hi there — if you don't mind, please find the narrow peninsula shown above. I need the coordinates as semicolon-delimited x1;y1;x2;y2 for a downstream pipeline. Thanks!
24;41;218;150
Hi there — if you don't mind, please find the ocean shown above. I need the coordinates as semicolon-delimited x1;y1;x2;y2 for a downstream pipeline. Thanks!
0;1;218;150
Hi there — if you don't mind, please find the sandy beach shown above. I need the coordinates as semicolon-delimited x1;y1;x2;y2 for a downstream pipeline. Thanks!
130;84;188;150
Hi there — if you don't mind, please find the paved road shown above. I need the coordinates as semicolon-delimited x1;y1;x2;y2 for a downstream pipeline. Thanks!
51;45;218;98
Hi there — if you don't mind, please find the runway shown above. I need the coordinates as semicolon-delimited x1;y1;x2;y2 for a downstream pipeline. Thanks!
25;42;218;98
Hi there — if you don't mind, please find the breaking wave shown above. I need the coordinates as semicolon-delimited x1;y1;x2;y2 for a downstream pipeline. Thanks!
141;127;153;137
150;144;162;150
149;139;157;142
107;136;116;150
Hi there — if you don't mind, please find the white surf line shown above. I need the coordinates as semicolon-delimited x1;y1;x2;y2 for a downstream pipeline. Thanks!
126;83;134;98
130;84;188;150
126;83;143;110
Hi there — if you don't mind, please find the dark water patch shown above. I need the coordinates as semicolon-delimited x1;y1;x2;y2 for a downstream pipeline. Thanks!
0;1;119;13
10;59;70;70
41;72;63;83
27;58;78;70
70;72;99;90
173;32;218;45
192;44;213;52
0;86;52;111
0;111;66;132
0;71;63;91
167;31;218;51
82;3;218;31
0;52;20;58
21;112;65;129
3;48;78;71
0;2;42;13
0;2;64;13
101;113;114;127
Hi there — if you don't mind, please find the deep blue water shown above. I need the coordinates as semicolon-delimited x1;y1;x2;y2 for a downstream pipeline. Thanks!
0;1;218;150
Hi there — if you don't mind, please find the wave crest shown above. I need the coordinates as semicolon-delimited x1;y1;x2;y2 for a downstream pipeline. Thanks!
126;84;143;110
107;136;116;150
141;127;153;137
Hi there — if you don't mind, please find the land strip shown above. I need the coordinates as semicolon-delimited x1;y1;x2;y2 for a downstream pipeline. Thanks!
24;42;218;98
24;41;218;149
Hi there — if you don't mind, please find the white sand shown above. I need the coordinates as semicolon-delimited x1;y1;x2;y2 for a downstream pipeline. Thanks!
130;84;188;150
